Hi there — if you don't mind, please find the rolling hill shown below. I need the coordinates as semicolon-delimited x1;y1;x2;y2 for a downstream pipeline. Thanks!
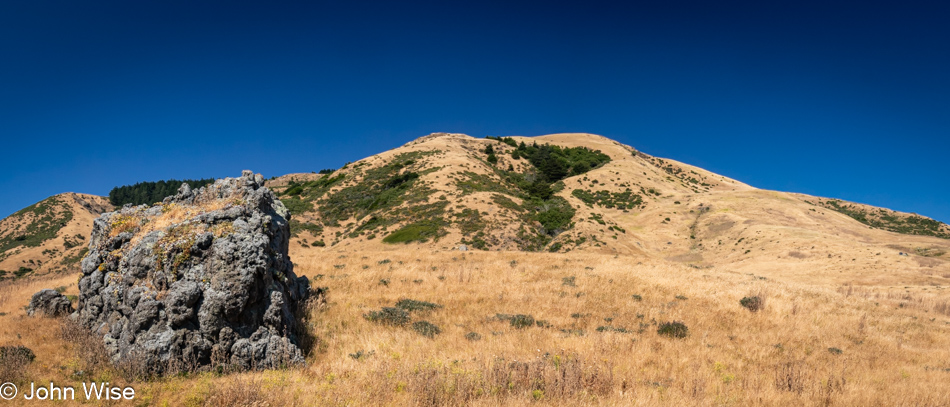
264;132;948;288
0;193;112;280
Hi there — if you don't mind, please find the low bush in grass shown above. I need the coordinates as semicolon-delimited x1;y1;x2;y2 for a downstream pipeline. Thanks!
383;221;443;244
657;321;689;339
364;307;410;326
396;298;443;313
412;321;442;338
497;313;537;329
740;296;764;312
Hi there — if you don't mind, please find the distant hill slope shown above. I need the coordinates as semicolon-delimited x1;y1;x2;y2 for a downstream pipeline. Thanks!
0;193;112;279
269;132;948;286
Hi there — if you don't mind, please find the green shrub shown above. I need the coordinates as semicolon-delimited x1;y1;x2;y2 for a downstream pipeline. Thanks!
518;143;610;182
828;347;843;355
383;220;444;244
465;332;482;341
412;321;442;338
281;197;313;215
562;276;576;286
596;326;629;333
497;313;536;329
820;199;950;239
0;345;35;363
571;189;643;210
532;196;575;234
486;136;517;147
395;298;443;312
284;185;304;196
740;296;763;312
349;349;375;360
631;294;642;301
657;321;689;339
14;267;33;278
364;307;410;326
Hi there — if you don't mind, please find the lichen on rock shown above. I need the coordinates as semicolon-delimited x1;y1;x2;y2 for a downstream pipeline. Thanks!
75;170;314;375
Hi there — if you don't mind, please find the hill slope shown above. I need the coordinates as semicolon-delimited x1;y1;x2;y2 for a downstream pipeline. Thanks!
274;132;948;288
0;193;112;279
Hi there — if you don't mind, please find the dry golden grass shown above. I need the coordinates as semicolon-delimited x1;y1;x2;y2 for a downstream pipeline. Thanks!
2;249;948;406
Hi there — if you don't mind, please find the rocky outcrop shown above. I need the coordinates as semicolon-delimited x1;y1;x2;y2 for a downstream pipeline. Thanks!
28;289;74;317
75;171;314;375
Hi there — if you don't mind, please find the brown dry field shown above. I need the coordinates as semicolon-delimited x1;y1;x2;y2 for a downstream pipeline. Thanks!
2;247;950;406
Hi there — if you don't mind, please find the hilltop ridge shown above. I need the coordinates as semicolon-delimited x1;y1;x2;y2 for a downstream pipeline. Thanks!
257;132;948;287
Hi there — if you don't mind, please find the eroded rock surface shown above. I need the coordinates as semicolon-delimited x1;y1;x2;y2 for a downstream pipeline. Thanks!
75;171;313;374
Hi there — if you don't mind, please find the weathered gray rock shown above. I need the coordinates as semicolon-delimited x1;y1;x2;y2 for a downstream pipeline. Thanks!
28;289;74;317
75;171;316;375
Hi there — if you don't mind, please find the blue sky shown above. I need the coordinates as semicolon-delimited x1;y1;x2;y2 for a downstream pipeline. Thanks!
1;1;947;222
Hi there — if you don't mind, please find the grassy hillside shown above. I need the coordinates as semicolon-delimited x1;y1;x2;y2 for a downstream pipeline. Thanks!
273;134;620;252
813;198;950;239
0;193;112;280
1;250;948;405
265;133;947;287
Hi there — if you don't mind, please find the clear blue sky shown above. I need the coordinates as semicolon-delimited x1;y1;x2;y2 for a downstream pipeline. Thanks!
1;1;947;222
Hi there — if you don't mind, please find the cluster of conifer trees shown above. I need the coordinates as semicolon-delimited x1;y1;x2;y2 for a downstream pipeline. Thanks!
108;178;215;206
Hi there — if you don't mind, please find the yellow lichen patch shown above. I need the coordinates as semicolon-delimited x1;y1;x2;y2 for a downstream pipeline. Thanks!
114;198;235;252
211;222;234;238
108;213;141;237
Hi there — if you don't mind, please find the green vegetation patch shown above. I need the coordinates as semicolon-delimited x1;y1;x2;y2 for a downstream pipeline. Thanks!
319;151;439;226
571;189;643;210
455;171;518;196
289;220;323;237
496;313;543;329
820;200;950;239
383;220;445;244
740;296;763;312
515;142;611;182
0;196;74;253
412;321;442;338
395;298;443;313
364;307;411;326
280;197;314;216
531;196;576;234
61;247;89;267
657;321;689;339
